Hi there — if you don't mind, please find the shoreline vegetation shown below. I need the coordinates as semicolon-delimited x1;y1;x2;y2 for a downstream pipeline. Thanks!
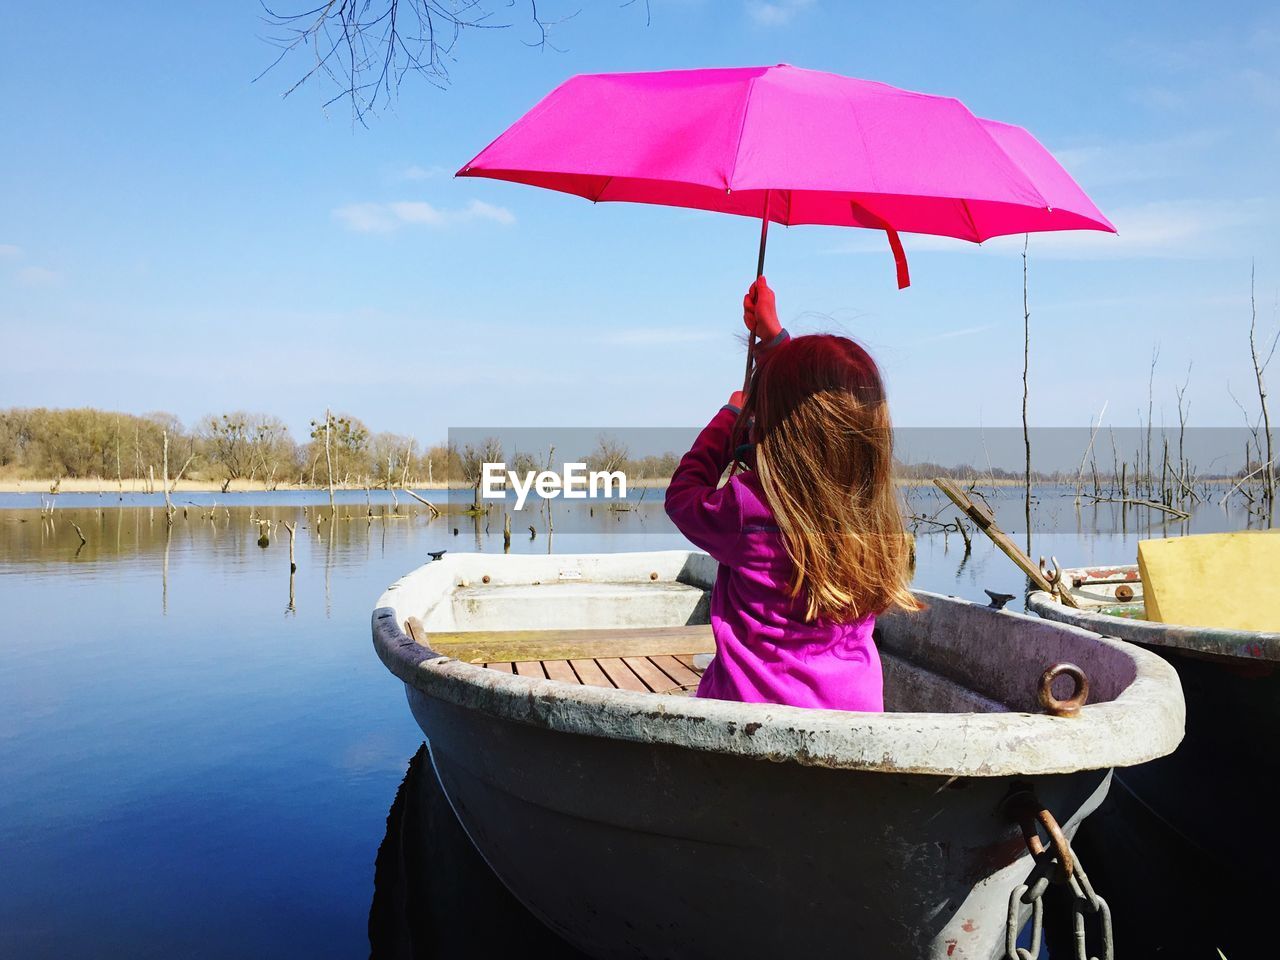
0;406;688;494
1;407;1272;524
0;476;1250;495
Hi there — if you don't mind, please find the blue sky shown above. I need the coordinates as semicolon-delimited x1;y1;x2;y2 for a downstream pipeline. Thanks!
2;1;1278;441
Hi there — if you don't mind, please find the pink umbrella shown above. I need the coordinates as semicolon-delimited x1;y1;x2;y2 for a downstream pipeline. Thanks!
458;64;1113;379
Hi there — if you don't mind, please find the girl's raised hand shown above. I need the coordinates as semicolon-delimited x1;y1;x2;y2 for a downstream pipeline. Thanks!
726;390;747;410
743;276;781;341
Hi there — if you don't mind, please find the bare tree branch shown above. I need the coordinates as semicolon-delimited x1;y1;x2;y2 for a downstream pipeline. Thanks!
1248;259;1276;515
620;0;651;27
257;0;630;125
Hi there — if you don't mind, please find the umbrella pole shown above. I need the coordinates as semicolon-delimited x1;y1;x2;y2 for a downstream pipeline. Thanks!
742;191;771;393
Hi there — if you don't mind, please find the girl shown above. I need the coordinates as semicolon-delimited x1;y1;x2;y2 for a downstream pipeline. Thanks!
665;277;918;712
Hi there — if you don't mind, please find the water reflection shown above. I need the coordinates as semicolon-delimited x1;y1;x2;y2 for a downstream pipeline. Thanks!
0;502;448;617
4;483;1257;571
369;746;587;959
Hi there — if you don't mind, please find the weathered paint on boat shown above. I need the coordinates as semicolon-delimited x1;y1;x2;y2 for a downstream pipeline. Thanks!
373;552;1183;960
1057;563;1145;611
1028;584;1277;956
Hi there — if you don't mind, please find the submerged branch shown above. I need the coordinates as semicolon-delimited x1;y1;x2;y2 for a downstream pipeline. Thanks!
1079;494;1190;520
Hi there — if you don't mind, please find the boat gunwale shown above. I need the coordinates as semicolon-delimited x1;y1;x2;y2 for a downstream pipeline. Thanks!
1028;590;1280;662
372;555;1185;777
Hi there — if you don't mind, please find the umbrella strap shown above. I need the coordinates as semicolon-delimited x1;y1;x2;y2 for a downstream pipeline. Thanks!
885;227;910;290
850;201;910;289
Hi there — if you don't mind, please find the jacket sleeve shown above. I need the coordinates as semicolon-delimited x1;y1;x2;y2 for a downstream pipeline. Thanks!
664;406;745;564
665;328;789;563
757;328;790;355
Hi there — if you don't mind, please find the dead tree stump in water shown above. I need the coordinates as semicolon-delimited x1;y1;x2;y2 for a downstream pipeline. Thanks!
283;521;298;572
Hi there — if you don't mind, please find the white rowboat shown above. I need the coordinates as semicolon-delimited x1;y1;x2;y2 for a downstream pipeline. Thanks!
373;550;1184;959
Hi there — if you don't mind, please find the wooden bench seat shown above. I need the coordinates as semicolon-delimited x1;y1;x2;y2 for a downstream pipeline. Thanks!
403;619;711;693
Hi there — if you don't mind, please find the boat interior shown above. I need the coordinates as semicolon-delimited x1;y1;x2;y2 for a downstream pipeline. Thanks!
1063;564;1146;615
405;576;713;695
393;551;1137;715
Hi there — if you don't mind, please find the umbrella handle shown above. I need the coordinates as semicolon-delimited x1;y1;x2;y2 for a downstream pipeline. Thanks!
742;193;771;393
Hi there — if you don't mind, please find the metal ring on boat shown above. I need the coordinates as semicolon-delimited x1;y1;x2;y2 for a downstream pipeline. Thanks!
1038;662;1089;717
1022;806;1074;879
1005;791;1074;880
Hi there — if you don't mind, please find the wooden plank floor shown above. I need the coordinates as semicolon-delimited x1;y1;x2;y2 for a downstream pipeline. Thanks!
481;653;705;694
403;618;709;694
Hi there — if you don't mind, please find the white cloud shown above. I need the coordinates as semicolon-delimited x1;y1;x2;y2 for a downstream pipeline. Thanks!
333;199;515;233
464;200;516;225
333;203;396;233
0;245;60;285
1117;27;1280;114
1052;130;1226;189
746;0;814;26
1238;66;1280;108
389;201;450;226
16;265;59;286
1001;199;1265;260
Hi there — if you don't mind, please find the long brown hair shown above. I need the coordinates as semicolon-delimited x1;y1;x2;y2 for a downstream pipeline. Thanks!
739;334;919;622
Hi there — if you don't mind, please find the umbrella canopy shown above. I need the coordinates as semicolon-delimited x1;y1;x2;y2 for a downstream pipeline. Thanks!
458;64;1115;289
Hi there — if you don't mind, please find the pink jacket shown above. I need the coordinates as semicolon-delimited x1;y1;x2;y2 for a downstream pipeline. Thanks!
664;390;883;712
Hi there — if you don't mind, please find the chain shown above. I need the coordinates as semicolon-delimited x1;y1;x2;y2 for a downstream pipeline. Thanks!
1003;793;1114;960
1004;857;1053;960
1066;855;1113;960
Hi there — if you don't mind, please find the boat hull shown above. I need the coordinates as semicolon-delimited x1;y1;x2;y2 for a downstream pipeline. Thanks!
369;745;591;957
1029;592;1278;955
409;685;1109;960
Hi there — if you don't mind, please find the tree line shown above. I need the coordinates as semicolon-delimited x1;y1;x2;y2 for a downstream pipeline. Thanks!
0;406;454;489
0;407;680;490
3;405;1268;493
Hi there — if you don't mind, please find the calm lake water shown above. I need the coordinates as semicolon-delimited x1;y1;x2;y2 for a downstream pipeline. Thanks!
0;486;1257;957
